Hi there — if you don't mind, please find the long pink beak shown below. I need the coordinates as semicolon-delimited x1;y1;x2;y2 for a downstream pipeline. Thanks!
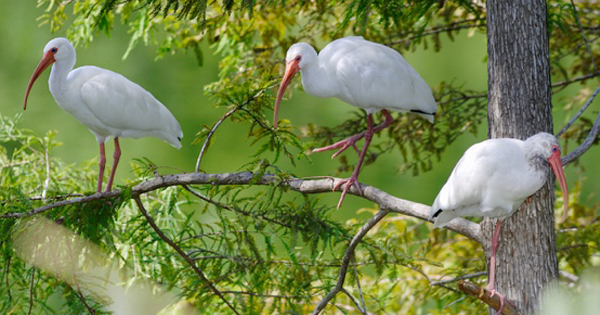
273;59;300;130
548;149;569;222
24;50;55;110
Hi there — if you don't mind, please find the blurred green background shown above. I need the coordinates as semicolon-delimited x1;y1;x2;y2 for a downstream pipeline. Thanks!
1;1;597;219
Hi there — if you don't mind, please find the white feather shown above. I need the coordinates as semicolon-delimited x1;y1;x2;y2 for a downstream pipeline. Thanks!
288;36;436;121
430;133;559;228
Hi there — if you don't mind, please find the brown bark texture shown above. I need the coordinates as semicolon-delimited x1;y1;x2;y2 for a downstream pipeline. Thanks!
485;0;558;313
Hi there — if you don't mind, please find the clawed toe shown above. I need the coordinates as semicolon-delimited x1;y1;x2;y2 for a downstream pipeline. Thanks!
486;288;512;315
333;177;363;208
313;134;364;158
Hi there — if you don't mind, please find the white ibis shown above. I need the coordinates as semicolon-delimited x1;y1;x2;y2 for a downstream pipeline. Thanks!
429;132;569;314
24;37;183;193
274;36;437;208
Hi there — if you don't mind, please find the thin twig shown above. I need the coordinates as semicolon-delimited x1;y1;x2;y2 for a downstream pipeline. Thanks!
554;1;600;139
28;268;35;315
182;184;292;228
431;271;487;286
561;105;600;166
28;193;86;201
559;270;579;283
389;20;487;46
557;84;600;138
406;265;461;293
42;148;51;201
340;288;366;315
194;86;273;173
65;231;96;315
569;0;598;74
220;291;303;299
133;196;241;315
551;72;600;89
5;255;11;304
350;256;366;314
1;161;32;168
312;209;390;315
195;106;240;173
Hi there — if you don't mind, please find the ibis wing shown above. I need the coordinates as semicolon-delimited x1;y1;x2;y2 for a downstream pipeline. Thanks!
321;37;436;114
79;68;182;147
430;138;535;228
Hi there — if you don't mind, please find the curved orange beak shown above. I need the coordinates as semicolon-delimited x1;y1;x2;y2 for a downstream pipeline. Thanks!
24;50;55;110
548;148;569;222
273;59;300;130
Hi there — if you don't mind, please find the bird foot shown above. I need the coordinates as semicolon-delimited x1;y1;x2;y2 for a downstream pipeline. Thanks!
485;286;514;315
333;176;363;208
313;133;364;158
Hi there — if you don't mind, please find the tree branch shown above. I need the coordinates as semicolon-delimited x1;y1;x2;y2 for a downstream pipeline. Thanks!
458;280;520;315
312;209;390;315
2;172;483;244
133;197;241;315
341;288;366;315
28;268;35;315
431;271;487;286
5;255;11;304
220;291;303;299
560;99;600;166
551;72;600;90
557;84;600;138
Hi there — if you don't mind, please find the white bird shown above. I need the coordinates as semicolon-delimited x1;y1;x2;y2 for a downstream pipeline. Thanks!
274;36;437;208
24;37;183;193
430;132;569;314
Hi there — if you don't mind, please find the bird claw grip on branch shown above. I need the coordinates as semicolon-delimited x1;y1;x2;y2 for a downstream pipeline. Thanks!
333;176;363;208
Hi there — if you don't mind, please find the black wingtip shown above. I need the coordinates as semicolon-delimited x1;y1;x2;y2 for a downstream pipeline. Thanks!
410;109;436;115
432;209;443;218
177;137;181;142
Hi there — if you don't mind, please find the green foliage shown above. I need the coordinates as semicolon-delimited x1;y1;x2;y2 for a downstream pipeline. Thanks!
5;0;600;314
0;117;436;313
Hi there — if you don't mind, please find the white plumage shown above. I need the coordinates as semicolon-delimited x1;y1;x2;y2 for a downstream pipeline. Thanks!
429;132;569;314
430;132;568;227
25;37;183;192
286;36;436;118
274;36;437;208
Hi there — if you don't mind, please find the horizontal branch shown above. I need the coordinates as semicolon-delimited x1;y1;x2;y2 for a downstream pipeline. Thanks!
2;172;483;245
431;271;487;286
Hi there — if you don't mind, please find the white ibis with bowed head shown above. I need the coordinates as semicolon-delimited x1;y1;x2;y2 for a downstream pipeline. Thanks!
429;132;569;314
25;37;183;192
274;36;437;208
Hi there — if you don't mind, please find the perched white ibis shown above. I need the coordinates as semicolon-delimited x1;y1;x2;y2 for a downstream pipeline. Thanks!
429;132;569;314
274;36;437;208
24;37;183;193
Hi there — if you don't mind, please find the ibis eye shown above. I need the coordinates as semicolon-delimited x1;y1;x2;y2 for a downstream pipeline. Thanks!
51;47;58;53
295;55;301;62
552;147;558;152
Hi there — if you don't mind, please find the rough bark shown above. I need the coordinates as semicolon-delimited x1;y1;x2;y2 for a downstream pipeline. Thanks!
485;0;558;313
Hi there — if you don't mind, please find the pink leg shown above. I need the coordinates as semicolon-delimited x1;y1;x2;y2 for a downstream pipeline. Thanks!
105;137;121;192
488;219;508;315
97;142;106;193
333;114;375;208
313;110;394;158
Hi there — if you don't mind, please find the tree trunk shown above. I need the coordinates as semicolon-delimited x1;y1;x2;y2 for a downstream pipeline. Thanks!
485;0;558;313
